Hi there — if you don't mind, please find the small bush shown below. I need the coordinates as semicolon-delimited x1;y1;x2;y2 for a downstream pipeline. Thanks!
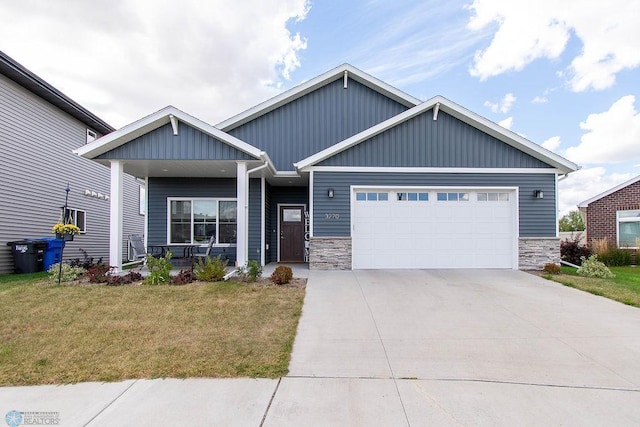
144;252;173;285
591;238;610;256
598;247;632;267
86;264;112;283
171;269;195;285
560;235;591;265
543;263;561;275
236;260;263;282
193;255;228;282
270;266;293;285
106;271;143;286
68;248;104;269
47;263;85;283
576;255;615;279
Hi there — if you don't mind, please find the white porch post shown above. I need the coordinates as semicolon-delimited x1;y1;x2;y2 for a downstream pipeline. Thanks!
236;161;248;266
110;160;124;272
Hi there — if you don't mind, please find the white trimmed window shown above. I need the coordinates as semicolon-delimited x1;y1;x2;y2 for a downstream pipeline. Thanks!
168;198;237;245
617;210;640;248
63;208;86;233
139;186;146;215
437;192;469;201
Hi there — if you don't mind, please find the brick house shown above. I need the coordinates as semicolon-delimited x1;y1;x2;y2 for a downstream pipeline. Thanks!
578;175;640;248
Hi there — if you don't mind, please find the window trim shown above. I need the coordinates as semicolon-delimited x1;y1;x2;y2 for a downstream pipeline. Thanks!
64;208;87;234
166;197;237;246
617;209;640;249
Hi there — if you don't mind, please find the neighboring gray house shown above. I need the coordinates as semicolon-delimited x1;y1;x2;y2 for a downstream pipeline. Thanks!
76;64;578;271
0;51;144;273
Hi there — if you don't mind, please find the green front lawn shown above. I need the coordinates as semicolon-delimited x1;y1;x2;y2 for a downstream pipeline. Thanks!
547;266;640;307
0;274;305;386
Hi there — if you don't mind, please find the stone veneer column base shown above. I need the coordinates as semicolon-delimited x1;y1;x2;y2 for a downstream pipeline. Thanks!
309;237;352;270
519;237;560;270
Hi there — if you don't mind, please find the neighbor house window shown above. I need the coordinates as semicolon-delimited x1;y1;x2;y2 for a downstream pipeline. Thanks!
168;198;237;245
62;208;86;233
617;210;640;248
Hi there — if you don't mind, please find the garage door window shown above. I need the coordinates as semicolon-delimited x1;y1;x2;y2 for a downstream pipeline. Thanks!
477;192;510;201
356;192;388;201
437;192;469;201
397;192;429;201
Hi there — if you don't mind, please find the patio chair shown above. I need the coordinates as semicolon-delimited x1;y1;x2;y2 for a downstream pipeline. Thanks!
192;234;216;263
128;234;160;266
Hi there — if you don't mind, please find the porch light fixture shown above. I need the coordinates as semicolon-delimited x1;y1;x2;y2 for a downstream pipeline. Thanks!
534;190;544;199
328;188;335;198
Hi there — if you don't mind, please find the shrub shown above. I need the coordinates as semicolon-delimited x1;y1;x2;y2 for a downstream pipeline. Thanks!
591;238;610;256
47;263;85;283
560;235;591;265
236;260;263;282
543;263;561;275
576;255;615;279
144;252;173;285
597;247;632;267
86;264;112;283
270;266;293;285
171;269;195;285
106;271;143;286
68;248;104;269
193;255;228;282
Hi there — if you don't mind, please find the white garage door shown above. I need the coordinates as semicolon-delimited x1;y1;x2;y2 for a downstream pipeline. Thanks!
352;188;516;269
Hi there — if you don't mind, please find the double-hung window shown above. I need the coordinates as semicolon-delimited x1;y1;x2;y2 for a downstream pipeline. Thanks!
62;208;86;233
617;210;640;248
168;198;237;245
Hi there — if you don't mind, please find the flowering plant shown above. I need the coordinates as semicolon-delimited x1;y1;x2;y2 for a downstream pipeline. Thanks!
52;223;81;235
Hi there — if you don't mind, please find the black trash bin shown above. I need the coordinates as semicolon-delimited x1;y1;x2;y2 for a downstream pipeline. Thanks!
6;240;47;274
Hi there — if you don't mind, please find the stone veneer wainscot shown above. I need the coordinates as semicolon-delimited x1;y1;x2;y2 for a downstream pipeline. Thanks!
519;237;560;270
309;237;352;270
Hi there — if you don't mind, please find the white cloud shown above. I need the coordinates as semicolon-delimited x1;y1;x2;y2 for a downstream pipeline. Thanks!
498;117;513;129
0;0;310;128
558;167;635;215
484;93;516;113
541;136;561;151
531;96;548;104
565;95;640;165
467;0;640;92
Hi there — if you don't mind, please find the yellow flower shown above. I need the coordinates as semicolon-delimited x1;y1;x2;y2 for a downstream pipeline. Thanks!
52;223;81;235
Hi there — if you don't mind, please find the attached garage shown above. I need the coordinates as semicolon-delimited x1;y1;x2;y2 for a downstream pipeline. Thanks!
351;187;517;269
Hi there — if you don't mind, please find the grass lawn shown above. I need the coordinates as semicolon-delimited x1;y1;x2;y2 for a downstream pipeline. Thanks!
546;266;640;308
0;273;305;386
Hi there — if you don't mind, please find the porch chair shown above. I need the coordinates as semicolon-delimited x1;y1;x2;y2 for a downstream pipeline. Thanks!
192;234;216;264
128;234;160;267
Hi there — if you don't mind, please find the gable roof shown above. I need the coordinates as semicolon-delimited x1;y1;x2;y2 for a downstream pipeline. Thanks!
295;95;579;174
216;64;421;131
578;175;640;207
74;105;271;166
0;50;114;135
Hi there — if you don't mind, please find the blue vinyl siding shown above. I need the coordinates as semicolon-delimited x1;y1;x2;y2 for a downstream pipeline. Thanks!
266;186;309;263
248;178;262;262
313;172;557;237
318;111;553;168
147;177;238;263
97;123;256;161
229;78;409;170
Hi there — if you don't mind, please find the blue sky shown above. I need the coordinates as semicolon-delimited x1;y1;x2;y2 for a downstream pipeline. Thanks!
1;0;639;214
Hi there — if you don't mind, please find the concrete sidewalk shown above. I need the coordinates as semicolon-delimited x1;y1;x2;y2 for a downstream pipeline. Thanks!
2;270;640;426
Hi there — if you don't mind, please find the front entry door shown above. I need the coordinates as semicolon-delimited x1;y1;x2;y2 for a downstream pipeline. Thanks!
280;206;305;262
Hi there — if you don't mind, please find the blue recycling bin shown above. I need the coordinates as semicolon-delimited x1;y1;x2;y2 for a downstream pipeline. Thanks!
38;237;66;271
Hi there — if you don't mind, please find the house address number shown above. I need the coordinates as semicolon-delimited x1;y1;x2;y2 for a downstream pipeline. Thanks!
325;213;340;220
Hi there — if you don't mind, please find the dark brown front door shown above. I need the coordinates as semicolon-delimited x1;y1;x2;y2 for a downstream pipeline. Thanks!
280;206;305;262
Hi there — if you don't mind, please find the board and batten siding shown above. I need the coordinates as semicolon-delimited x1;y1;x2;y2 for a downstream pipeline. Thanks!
0;74;143;273
248;178;262;263
147;177;238;263
228;78;409;171
312;172;557;238
318;110;552;168
97;123;256;161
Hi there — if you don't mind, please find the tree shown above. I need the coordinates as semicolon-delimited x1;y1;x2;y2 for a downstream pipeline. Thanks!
559;210;585;232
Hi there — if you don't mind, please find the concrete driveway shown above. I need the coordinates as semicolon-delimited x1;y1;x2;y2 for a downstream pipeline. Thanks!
265;269;640;426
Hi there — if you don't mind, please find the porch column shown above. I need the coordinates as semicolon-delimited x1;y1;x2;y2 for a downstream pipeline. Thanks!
236;161;248;266
110;160;124;272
